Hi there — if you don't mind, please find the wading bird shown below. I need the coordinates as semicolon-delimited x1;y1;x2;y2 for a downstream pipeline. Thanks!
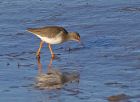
27;26;80;59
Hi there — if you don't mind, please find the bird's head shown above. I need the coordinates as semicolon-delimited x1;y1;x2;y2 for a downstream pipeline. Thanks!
68;32;80;42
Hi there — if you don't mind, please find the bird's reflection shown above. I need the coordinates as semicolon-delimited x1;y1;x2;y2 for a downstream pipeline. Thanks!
35;57;80;90
108;94;131;102
37;56;53;75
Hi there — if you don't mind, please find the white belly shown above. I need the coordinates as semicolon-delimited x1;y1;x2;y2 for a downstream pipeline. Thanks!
36;35;63;44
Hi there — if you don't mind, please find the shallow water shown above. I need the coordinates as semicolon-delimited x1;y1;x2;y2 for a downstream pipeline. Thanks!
0;0;140;102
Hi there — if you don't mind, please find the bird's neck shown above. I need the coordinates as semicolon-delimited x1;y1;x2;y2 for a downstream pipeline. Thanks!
66;33;75;41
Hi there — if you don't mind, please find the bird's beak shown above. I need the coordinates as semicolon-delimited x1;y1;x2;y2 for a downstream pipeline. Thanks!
75;39;80;43
77;38;80;42
78;39;80;43
78;40;84;47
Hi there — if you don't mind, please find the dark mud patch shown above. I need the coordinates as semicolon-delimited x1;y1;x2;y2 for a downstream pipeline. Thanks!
119;6;140;12
108;93;140;102
55;43;86;52
9;86;20;89
108;93;130;102
17;63;34;68
105;81;129;88
63;46;86;52
2;89;11;92
16;32;28;36
0;51;36;61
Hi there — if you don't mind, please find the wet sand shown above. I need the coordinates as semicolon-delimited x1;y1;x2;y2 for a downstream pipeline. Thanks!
0;0;140;102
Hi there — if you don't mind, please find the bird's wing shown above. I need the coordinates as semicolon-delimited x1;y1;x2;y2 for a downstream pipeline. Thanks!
27;26;68;38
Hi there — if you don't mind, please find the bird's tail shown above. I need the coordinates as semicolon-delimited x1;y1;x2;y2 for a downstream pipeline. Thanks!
27;28;34;33
26;28;40;35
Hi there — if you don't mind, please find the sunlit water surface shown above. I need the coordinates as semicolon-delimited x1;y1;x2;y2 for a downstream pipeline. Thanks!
0;0;140;102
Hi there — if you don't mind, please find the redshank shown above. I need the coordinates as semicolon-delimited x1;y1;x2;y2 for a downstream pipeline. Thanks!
27;26;80;59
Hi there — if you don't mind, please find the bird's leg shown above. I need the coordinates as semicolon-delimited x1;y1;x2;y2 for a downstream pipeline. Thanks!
36;41;44;59
37;56;42;75
48;57;53;69
48;44;55;59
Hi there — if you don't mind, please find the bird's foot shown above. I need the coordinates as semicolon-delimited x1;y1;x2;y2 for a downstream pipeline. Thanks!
51;54;56;60
36;52;40;59
48;64;52;69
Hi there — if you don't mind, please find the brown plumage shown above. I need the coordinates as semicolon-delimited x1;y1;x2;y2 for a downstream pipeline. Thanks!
27;26;80;59
27;26;68;38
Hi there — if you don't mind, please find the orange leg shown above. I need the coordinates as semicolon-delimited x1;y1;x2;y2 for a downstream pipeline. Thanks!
48;44;55;59
36;41;44;59
37;57;42;75
48;57;54;69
